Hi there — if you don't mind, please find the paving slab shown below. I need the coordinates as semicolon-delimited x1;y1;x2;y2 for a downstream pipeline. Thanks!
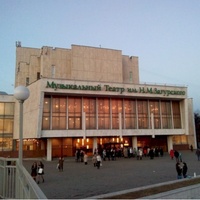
23;150;200;199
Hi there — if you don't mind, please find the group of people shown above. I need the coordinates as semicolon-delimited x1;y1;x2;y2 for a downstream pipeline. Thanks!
93;146;164;161
169;149;188;179
75;150;89;165
176;161;188;179
92;153;102;169
31;161;44;184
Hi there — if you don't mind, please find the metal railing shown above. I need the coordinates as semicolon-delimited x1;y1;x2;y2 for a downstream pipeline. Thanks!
0;157;47;199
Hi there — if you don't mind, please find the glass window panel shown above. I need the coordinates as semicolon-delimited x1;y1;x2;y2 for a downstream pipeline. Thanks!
42;113;50;130
149;100;161;129
43;98;51;112
68;97;82;129
52;97;66;130
172;101;181;128
0;119;3;133
0;103;4;115
98;98;110;129
42;97;51;130
137;100;148;129
124;99;136;129
112;99;123;129
83;98;96;129
0;138;13;151
5;103;14;115
161;101;172;129
3;119;13;133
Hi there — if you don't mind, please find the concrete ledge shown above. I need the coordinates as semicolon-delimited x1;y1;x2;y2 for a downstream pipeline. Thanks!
88;175;200;199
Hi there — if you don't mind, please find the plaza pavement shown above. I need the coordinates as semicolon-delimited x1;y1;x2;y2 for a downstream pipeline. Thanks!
23;150;200;199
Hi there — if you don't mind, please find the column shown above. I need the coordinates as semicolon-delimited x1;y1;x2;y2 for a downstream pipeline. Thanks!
93;137;98;154
132;136;137;149
47;139;52;161
167;136;173;153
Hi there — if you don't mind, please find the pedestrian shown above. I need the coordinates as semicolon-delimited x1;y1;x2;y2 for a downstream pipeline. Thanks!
31;161;37;182
58;157;64;171
37;161;44;184
182;162;188;178
190;145;193;152
179;152;182;162
75;150;80;162
174;150;179;162
96;154;102;169
84;152;88;165
102;149;106;161
80;150;84;162
196;149;200;161
169;149;174;160
176;161;182;179
149;148;154;159
92;154;97;167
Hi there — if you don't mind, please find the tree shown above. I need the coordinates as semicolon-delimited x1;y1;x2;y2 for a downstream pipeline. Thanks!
194;112;200;148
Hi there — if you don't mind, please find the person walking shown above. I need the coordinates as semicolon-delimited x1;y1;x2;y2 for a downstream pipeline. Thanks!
169;149;174;160
196;149;200;161
37;161;44;184
58;157;64;171
31;162;37;182
96;154;102;169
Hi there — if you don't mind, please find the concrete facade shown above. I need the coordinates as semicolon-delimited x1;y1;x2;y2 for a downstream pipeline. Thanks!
1;44;196;159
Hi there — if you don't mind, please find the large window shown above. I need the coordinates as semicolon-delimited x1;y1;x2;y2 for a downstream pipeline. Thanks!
0;102;14;151
149;100;161;129
68;97;81;129
137;100;148;129
42;97;51;130
98;98;110;129
83;98;96;129
124;99;136;129
161;101;172;129
41;95;182;131
112;99;123;129
172;101;181;128
52;97;66;130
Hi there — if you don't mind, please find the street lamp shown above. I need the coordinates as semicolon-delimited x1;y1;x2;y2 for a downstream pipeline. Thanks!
14;86;30;165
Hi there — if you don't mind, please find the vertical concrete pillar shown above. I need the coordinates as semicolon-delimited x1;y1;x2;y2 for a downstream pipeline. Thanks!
132;136;137;149
47;139;52;161
167;136;173;153
93;137;98;154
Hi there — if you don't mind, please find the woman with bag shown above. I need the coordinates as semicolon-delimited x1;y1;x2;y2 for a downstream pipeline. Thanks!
37;161;44;184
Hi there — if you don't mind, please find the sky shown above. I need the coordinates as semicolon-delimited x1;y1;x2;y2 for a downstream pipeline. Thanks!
1;0;200;111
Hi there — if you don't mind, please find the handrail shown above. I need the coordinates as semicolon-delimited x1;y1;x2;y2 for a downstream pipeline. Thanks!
0;157;47;199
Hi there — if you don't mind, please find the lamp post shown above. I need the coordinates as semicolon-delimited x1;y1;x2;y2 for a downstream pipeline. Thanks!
14;86;30;165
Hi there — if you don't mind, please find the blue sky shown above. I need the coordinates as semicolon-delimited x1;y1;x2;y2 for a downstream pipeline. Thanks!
1;0;200;111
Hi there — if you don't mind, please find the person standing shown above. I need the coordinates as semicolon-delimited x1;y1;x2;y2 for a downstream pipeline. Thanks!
31;162;37;182
37;161;44;184
196;149;200;161
176;162;182;179
58;157;64;171
174;150;179;162
182;162;188;178
84;152;88;165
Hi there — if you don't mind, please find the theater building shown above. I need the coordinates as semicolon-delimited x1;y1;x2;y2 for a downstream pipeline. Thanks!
1;44;196;160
